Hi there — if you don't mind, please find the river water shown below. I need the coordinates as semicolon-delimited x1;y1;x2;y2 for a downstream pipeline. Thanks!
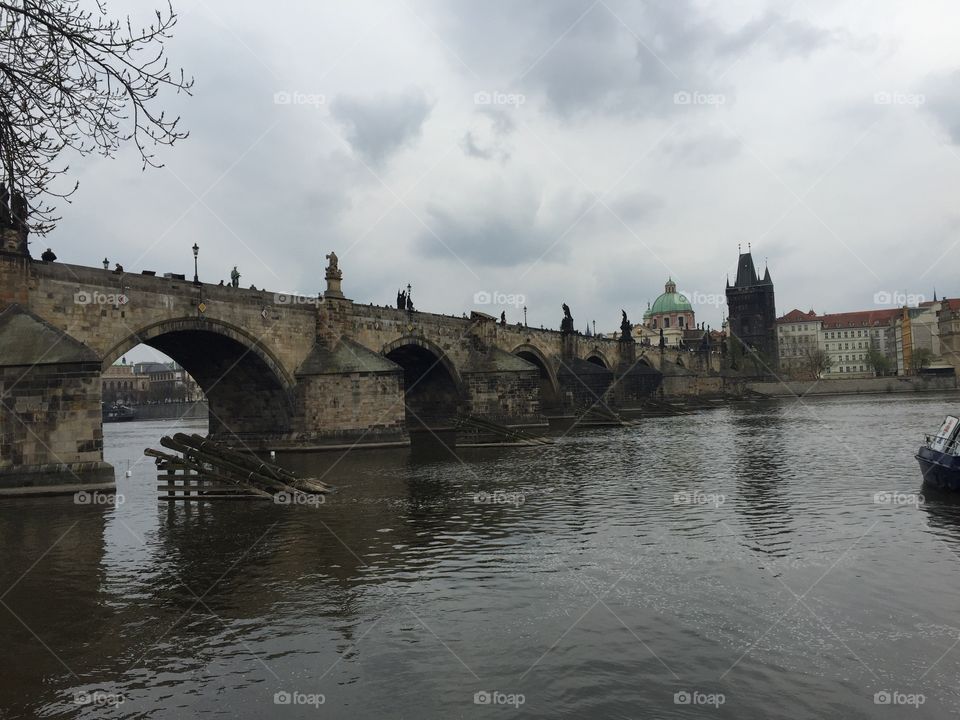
2;393;960;719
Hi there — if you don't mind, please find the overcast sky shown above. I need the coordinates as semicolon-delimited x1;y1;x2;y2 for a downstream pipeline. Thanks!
47;0;960;362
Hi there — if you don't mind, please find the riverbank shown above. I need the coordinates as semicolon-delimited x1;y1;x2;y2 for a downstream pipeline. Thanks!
121;402;208;420
747;374;958;398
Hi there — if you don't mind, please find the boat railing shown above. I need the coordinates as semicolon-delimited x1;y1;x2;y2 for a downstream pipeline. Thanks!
924;434;960;455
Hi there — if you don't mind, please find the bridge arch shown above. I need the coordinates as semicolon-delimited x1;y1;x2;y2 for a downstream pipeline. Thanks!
382;336;466;428
585;350;612;369
512;343;560;412
102;317;296;440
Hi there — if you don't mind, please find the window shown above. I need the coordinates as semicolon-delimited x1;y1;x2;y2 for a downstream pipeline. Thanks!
678;316;684;328
664;318;670;328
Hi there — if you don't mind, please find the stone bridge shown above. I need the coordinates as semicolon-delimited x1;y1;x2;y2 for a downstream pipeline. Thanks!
0;254;721;491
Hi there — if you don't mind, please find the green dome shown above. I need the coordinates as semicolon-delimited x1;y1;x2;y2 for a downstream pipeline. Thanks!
649;279;692;315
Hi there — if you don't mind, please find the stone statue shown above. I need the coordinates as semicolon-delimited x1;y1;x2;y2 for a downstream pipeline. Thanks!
406;293;414;312
230;266;240;288
40;248;56;262
398;290;406;310
0;186;10;228
325;250;341;278
500;311;506;326
620;310;632;342
560;303;574;333
659;327;665;349
11;191;27;231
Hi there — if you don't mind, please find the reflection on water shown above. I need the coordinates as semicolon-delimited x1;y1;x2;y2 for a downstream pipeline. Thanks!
2;394;960;718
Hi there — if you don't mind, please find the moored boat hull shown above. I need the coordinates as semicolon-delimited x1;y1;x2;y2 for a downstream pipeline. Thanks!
916;446;960;491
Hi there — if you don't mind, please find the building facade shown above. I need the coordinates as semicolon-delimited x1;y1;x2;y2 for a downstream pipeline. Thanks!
820;309;899;378
776;309;820;377
642;279;696;348
725;250;778;370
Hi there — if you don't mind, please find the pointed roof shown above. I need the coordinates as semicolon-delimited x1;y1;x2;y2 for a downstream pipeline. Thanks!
0;304;99;366
733;252;758;287
731;251;773;288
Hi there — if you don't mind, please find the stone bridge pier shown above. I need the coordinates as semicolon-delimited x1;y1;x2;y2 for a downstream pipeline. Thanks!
0;253;720;493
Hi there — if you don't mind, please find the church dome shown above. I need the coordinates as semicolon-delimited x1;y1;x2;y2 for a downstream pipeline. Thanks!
650;278;693;315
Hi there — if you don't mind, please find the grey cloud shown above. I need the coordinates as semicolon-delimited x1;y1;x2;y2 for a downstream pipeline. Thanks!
659;132;742;166
330;87;434;166
432;0;844;119
923;70;960;143
418;184;593;267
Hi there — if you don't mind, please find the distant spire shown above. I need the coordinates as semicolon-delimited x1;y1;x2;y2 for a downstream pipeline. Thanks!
934;287;938;302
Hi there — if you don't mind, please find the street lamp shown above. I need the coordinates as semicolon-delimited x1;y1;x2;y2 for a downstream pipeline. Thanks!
192;243;200;285
102;257;109;270
406;283;412;310
523;305;527;327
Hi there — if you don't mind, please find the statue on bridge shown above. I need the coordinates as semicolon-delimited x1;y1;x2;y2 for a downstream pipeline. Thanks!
620;310;633;342
396;289;405;310
324;250;345;298
560;303;574;333
325;251;341;279
230;266;240;288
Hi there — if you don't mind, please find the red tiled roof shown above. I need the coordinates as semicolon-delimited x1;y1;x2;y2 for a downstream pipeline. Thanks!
820;308;900;329
940;298;960;313
776;308;818;323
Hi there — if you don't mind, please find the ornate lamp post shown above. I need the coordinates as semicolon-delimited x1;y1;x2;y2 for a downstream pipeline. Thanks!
102;257;109;270
192;243;200;285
